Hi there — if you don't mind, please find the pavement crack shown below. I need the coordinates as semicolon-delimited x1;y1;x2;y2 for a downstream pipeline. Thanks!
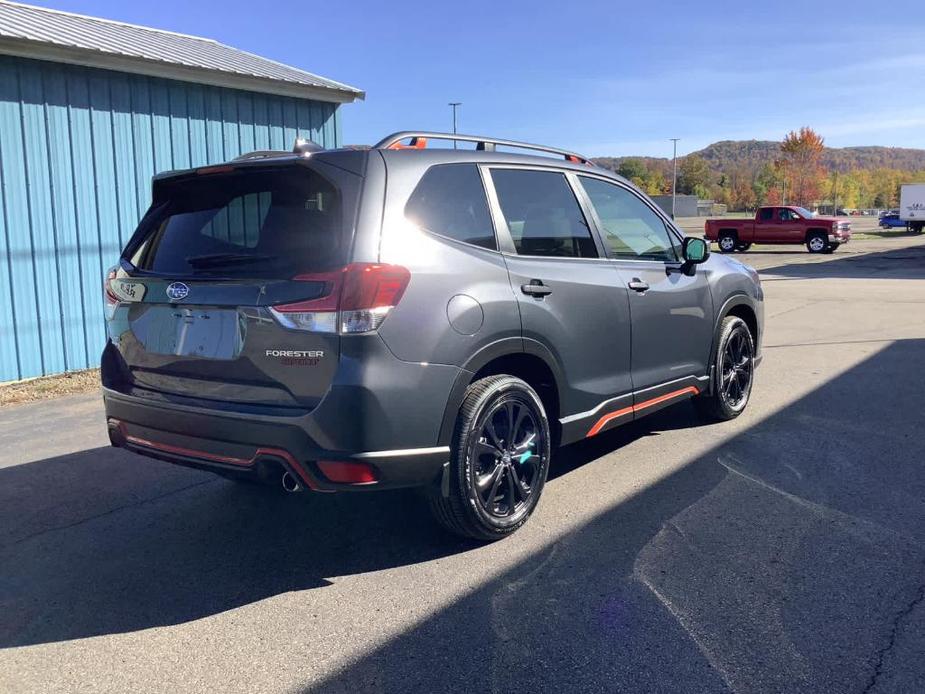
860;576;925;694
3;478;216;549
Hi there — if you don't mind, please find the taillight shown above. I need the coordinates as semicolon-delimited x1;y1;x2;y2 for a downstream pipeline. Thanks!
104;267;119;303
104;267;119;319
269;263;411;334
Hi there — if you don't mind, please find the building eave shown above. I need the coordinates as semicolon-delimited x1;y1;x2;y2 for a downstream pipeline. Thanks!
0;37;365;103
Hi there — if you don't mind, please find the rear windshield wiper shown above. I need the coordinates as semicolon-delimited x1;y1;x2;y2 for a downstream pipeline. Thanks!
186;253;276;267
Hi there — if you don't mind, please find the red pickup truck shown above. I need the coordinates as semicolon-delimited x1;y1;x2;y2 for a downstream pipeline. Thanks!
705;206;851;254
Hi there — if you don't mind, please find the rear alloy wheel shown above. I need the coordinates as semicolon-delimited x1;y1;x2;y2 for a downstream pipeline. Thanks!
429;375;551;541
806;232;828;253
735;242;752;252
695;316;755;422
718;232;737;253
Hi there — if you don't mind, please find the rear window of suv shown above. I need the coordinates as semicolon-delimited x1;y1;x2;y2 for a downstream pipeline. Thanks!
128;167;352;278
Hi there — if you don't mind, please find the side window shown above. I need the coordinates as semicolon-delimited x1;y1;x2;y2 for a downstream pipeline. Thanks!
779;209;795;222
490;169;597;258
578;176;679;261
404;164;496;250
759;208;774;221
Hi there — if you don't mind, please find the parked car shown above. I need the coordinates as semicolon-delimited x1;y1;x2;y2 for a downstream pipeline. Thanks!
899;184;925;233
704;206;851;253
102;131;764;540
879;213;908;229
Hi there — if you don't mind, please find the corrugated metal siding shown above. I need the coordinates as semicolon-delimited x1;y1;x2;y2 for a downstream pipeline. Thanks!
0;54;340;381
0;1;363;98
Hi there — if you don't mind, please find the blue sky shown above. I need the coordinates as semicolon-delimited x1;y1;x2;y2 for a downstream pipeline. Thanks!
28;0;925;158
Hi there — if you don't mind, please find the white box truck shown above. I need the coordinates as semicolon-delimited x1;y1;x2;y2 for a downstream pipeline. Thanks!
899;183;925;233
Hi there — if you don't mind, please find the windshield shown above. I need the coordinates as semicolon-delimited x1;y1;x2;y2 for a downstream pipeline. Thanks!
794;207;815;218
129;167;349;279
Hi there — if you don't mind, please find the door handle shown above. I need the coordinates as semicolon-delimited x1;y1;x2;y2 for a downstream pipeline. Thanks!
628;278;649;293
521;280;552;297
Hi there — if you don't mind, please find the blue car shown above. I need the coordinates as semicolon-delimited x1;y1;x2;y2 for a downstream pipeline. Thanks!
880;213;907;229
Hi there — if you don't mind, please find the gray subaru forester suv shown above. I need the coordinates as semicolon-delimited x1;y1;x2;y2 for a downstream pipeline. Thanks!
102;131;763;540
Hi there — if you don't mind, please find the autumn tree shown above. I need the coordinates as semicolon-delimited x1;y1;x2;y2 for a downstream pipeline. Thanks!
616;159;648;181
780;127;825;206
677;154;713;195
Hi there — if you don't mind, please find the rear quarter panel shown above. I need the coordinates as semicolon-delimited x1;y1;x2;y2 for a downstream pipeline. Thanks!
373;152;522;368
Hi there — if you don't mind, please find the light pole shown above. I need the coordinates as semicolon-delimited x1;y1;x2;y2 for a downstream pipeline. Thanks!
448;102;461;149
670;138;680;219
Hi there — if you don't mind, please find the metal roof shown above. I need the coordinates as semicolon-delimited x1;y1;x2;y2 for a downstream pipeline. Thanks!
0;1;364;102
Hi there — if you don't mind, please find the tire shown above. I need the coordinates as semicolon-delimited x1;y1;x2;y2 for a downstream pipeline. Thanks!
428;375;552;541
822;242;838;254
695;316;756;422
718;231;737;253
735;242;752;252
806;231;828;253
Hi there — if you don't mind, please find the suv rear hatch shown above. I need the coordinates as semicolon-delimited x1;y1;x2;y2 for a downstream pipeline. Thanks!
105;159;362;409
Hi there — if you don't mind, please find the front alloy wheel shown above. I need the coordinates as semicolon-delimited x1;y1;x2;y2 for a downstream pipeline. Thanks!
695;315;755;421
718;323;754;413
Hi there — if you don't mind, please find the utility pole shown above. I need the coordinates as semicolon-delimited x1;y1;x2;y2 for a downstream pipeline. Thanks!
670;138;680;219
832;169;839;216
448;102;461;149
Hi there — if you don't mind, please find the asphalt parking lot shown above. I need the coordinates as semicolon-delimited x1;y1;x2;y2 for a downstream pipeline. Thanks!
2;235;925;693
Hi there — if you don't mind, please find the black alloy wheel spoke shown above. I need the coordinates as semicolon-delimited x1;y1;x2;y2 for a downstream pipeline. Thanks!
475;439;501;459
485;464;505;505
511;404;528;445
485;419;504;450
477;463;503;493
505;467;519;514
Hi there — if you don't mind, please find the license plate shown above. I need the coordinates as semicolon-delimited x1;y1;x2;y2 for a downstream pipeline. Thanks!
131;307;244;359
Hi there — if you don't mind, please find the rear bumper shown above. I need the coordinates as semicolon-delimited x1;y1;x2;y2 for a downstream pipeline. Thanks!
104;388;450;491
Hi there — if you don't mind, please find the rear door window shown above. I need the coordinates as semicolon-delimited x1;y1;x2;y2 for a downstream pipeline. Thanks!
490;169;597;258
129;167;350;278
759;208;775;221
404;164;496;250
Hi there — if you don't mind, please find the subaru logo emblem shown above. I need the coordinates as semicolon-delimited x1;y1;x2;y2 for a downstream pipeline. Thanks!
166;282;189;301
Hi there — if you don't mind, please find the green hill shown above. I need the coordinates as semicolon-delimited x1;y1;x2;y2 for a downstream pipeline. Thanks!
593;141;925;178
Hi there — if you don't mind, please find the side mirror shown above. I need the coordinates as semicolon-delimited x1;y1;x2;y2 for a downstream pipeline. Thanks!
682;237;710;264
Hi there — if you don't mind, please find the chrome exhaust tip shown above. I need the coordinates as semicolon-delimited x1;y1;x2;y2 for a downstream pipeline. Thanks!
281;470;302;493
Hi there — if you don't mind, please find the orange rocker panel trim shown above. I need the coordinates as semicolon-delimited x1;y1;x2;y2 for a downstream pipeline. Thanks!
586;386;700;437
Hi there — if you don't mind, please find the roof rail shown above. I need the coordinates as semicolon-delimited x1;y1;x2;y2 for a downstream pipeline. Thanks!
233;138;325;162
373;131;595;166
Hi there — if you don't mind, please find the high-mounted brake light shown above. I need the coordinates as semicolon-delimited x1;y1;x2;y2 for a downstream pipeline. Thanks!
269;263;411;334
195;165;236;175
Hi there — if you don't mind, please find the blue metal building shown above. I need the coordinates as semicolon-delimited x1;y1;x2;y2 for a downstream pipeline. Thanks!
0;1;363;381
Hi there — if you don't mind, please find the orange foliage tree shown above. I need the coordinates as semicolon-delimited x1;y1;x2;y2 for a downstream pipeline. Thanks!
780;127;825;207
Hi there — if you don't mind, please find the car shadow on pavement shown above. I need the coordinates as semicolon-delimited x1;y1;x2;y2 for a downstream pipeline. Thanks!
756;244;925;280
301;339;925;693
0;397;696;650
3;342;925;693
